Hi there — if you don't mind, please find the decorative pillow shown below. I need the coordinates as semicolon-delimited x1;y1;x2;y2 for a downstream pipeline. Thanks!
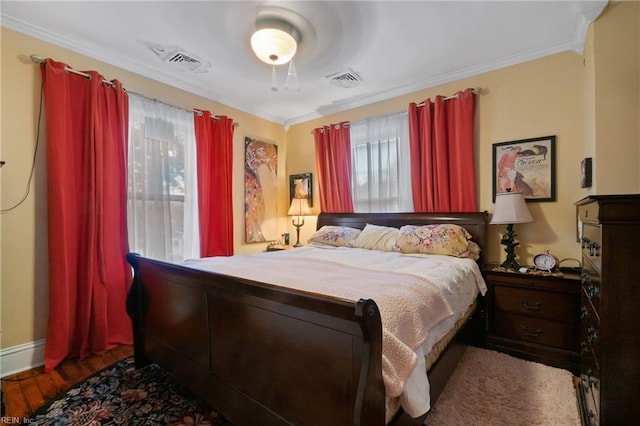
307;226;362;247
348;223;401;252
395;224;475;258
466;241;482;261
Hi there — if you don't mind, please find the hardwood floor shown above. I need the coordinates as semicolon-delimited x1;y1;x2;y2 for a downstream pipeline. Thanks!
1;345;133;419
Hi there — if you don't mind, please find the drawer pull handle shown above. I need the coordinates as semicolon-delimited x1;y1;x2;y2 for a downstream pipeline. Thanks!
520;325;543;337
520;299;542;310
580;341;588;354
580;306;589;320
586;284;600;300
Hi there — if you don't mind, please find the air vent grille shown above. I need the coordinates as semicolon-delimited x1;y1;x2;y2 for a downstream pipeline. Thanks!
326;68;363;88
141;41;211;73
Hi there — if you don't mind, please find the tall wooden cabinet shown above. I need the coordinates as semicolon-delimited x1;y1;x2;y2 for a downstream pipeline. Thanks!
575;195;640;425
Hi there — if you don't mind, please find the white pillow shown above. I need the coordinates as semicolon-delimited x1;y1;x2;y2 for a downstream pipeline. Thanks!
349;223;401;252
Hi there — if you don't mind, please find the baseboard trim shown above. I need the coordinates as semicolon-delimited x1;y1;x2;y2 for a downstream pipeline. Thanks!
0;339;46;378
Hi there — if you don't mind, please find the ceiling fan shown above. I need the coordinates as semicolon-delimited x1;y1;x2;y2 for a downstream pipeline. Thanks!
249;5;314;92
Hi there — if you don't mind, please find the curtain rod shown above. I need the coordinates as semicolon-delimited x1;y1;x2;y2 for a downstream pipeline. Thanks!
309;87;481;134
30;54;116;87
310;110;410;134
415;87;481;107
30;54;239;127
312;122;351;134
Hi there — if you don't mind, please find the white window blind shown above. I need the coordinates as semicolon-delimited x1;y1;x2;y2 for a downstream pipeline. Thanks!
350;112;413;212
127;94;200;263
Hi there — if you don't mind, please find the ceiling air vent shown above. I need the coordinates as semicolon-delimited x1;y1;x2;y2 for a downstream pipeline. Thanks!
326;68;363;88
141;41;211;73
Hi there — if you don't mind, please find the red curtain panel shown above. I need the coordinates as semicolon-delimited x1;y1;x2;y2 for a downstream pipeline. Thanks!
408;88;477;212
194;111;234;257
313;122;354;213
41;59;132;371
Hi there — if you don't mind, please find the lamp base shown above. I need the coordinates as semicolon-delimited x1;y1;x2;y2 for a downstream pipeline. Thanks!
500;257;522;270
292;217;304;247
500;223;522;270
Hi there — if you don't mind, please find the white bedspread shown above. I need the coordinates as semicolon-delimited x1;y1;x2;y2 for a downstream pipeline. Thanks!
183;246;487;418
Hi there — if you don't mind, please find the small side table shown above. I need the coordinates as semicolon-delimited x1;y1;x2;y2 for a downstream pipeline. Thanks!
265;244;293;252
484;264;581;374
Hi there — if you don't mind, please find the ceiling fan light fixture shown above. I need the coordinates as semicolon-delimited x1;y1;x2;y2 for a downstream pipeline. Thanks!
250;26;298;65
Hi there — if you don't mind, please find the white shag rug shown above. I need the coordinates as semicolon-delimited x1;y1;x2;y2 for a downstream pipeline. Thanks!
424;347;581;426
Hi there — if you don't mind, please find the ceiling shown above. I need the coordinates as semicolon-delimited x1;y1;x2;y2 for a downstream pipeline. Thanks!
2;1;607;128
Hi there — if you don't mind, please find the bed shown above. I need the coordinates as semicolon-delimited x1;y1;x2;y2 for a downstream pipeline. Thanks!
126;211;488;425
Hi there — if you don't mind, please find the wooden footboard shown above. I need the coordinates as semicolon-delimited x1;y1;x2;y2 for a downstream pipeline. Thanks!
126;211;488;426
126;253;386;425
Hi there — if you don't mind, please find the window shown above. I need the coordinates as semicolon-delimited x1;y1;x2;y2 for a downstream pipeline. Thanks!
127;94;199;263
350;113;413;212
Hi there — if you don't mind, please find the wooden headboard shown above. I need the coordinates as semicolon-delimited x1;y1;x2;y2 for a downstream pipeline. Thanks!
316;211;489;267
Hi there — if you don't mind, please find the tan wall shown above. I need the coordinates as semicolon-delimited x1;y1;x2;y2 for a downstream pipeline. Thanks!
583;23;597;190
288;51;588;268
592;1;640;193
0;28;286;348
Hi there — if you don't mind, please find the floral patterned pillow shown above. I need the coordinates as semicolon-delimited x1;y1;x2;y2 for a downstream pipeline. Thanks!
395;224;475;258
308;226;362;247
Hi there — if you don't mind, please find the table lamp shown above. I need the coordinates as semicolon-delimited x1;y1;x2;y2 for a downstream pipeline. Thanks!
287;197;311;247
490;190;533;270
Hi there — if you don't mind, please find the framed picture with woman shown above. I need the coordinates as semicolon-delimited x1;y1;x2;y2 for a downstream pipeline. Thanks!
289;173;313;207
492;135;556;202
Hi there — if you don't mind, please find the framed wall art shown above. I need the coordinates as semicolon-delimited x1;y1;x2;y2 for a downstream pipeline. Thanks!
244;137;278;243
492;135;556;202
289;173;313;207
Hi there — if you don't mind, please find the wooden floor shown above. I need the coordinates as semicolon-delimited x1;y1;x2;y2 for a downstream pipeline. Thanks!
1;345;133;419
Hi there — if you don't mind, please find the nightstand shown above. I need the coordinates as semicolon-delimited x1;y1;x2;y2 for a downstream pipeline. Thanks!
484;264;581;374
265;244;293;252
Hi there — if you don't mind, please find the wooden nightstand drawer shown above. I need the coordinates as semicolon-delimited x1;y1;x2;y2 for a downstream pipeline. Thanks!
484;264;581;373
494;286;579;323
494;312;579;351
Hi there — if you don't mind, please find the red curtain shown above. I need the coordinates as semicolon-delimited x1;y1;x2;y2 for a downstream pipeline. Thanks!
313;122;354;213
42;60;132;371
408;88;477;212
194;111;234;257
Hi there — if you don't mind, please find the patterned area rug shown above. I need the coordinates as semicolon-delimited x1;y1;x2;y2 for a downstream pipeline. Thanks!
29;357;232;425
30;347;579;425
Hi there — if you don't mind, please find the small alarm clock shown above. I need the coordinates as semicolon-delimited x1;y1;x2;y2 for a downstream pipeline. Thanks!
533;250;557;272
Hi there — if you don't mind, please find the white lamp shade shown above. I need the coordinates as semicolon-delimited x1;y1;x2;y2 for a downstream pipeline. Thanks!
250;28;297;65
490;192;533;224
287;197;311;216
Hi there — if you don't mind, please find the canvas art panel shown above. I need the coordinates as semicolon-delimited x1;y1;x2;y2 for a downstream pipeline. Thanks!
492;136;556;202
244;137;278;243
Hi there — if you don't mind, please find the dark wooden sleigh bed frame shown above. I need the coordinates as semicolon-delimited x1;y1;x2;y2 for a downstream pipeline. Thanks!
126;212;488;426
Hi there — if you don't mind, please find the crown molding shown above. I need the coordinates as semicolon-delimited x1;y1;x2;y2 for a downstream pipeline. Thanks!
1;14;285;125
3;1;606;129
